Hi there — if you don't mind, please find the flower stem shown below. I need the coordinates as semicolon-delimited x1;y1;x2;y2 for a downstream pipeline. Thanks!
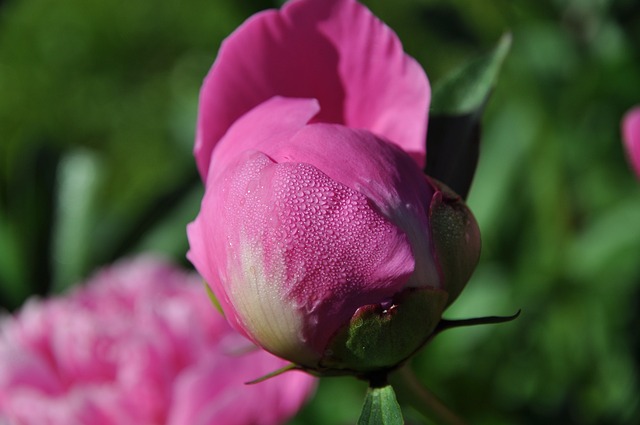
390;366;468;425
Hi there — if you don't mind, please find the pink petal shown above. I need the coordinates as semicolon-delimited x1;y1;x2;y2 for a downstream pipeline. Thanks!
0;348;62;397
623;106;640;179
189;97;442;361
229;98;440;290
268;123;441;292
210;97;436;271
0;257;315;424
206;96;320;184
195;0;430;179
168;349;314;425
187;150;415;361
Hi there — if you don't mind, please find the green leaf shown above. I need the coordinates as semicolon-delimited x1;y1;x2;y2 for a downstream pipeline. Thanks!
1;145;61;307
431;32;512;115
0;211;30;306
52;150;102;293
358;384;404;425
425;33;512;200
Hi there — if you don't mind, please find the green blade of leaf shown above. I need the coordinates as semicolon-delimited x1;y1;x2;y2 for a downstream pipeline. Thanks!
426;33;512;199
425;114;479;200
0;211;30;307
3;145;61;306
358;384;404;425
52;150;102;293
431;32;512;115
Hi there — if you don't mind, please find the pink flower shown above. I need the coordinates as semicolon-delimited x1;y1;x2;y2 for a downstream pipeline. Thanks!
0;256;315;425
187;0;480;374
622;106;640;179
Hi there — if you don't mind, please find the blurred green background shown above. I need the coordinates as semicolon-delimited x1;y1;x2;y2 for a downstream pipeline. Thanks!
1;0;639;424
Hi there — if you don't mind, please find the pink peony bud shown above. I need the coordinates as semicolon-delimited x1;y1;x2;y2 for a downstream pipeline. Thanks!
187;0;481;375
622;106;640;179
0;256;315;425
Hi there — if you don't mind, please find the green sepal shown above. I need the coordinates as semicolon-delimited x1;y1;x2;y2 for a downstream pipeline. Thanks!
358;384;404;425
435;310;521;335
245;363;300;385
203;280;224;315
320;287;448;374
427;178;481;307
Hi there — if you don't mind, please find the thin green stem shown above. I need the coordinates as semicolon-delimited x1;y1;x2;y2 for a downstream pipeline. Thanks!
390;366;468;425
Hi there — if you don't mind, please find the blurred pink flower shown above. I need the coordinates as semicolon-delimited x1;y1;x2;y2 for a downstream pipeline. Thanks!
0;256;315;425
188;0;480;374
622;106;640;178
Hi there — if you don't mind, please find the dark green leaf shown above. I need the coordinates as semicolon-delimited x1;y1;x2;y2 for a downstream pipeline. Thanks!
431;33;512;115
1;144;60;309
358;384;404;425
424;114;480;200
426;33;511;199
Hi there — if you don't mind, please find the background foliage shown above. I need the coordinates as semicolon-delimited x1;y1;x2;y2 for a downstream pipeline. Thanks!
1;0;639;424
